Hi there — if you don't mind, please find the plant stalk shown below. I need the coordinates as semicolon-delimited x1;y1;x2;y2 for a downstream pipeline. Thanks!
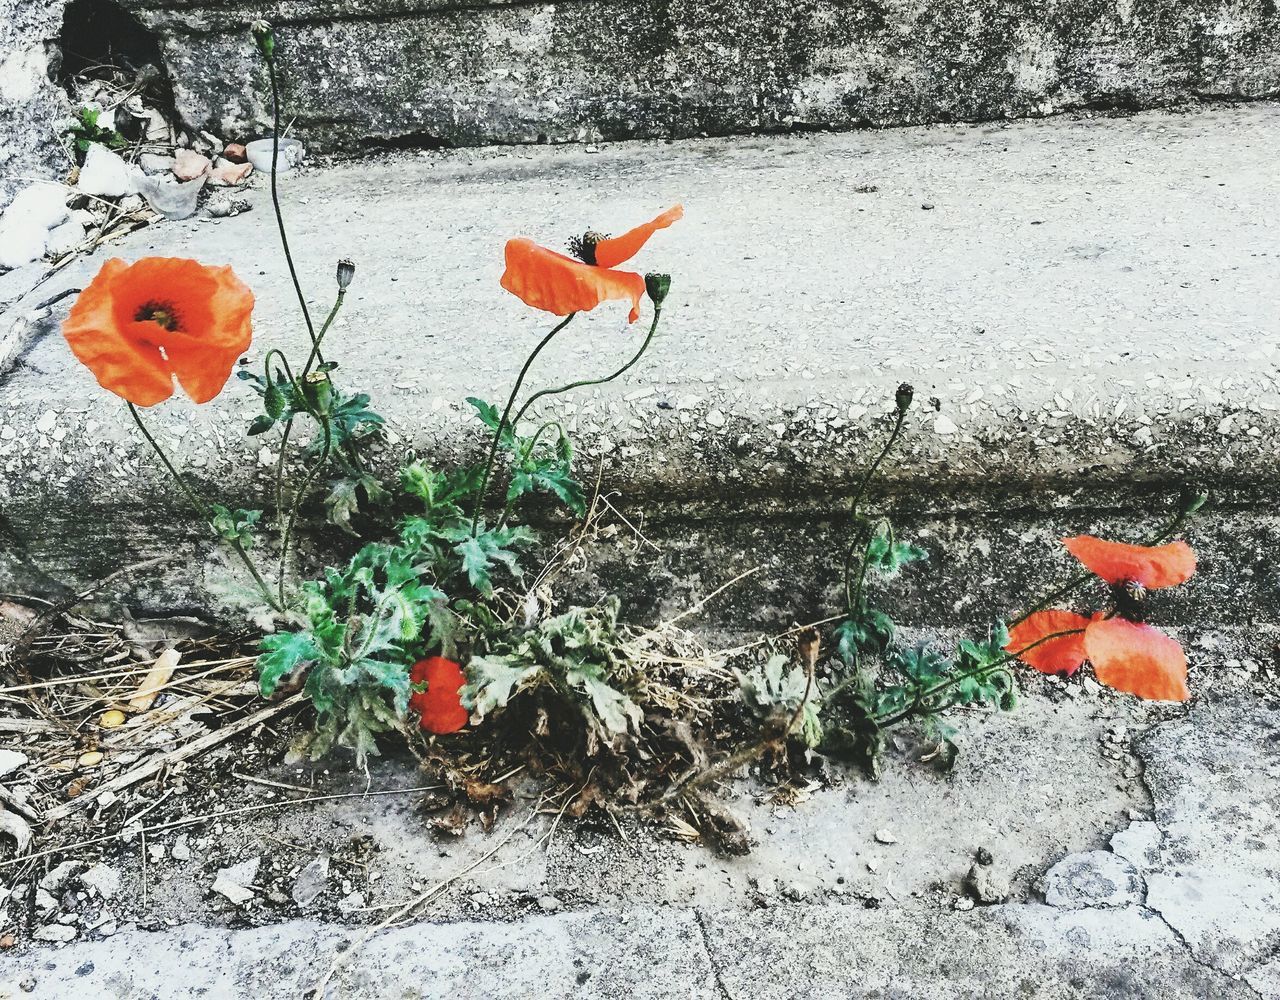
127;403;280;611
469;313;576;535
843;405;908;613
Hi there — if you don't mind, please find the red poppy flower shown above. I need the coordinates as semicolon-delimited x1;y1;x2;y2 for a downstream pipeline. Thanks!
409;656;469;734
63;257;254;407
1062;536;1196;590
1006;537;1194;702
500;205;682;323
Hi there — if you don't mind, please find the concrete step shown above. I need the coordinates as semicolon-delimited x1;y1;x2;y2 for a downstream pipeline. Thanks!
0;697;1275;997
1;104;1277;626
118;0;1280;151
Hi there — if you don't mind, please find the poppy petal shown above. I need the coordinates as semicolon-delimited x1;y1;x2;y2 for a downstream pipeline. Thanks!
63;257;254;407
1084;618;1190;702
501;239;646;322
410;656;470;734
593;204;684;269
1005;610;1091;676
1062;536;1196;590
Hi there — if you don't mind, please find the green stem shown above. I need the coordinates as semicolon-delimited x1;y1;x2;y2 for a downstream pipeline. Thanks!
843;405;908;614
128;403;279;611
277;420;333;608
301;291;345;379
873;627;1085;728
508;306;664;433
469;313;576;535
1008;503;1198;629
264;48;322;365
495;421;567;529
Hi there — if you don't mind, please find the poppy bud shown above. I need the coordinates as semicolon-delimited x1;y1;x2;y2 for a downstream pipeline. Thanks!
645;273;671;306
336;258;356;291
251;20;275;59
301;370;333;414
895;383;914;412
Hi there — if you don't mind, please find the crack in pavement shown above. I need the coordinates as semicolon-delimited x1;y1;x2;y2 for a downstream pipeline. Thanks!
694;908;737;1000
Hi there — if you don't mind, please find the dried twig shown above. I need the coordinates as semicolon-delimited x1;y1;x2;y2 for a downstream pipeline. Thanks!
42;692;306;822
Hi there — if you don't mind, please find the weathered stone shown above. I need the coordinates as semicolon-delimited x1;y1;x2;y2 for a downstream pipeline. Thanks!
1040;850;1144;909
1110;821;1162;871
172;148;211;182
290;856;329;908
0;2;69;213
115;0;1280;157
211;857;260;906
76;145;135;199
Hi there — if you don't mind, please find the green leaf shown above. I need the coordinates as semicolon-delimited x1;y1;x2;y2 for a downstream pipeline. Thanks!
451;524;535;596
865;528;928;578
324;472;389;535
247;413;276;436
467;397;516;449
890;644;951;684
258;630;324;697
209;504;262;549
565;660;641;735
833;607;896;663
461;654;540;717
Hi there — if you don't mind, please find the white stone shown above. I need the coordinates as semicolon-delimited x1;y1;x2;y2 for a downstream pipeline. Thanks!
77;143;136;198
79;863;122;900
291;856;330;907
3;183;68;230
33;923;77;943
1110;822;1162;871
1041;850;1144;909
0;749;27;778
44;218;84;257
934;414;959;435
0;217;47;268
211;857;261;905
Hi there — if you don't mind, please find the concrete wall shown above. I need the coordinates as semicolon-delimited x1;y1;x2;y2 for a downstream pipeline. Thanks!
122;0;1280;150
0;1;71;211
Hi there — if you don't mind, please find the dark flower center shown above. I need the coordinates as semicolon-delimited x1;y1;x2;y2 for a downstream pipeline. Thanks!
1113;579;1147;622
135;301;182;332
567;231;608;266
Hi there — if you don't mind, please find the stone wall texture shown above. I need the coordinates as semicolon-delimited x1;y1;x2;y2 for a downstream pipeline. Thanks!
119;0;1280;151
0;1;71;211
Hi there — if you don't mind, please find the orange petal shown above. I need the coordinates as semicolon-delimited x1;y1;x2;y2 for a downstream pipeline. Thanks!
1005;610;1091;676
410;656;470;734
63;257;254;406
501;239;646;322
593;205;683;269
1062;536;1196;590
1084;618;1190;702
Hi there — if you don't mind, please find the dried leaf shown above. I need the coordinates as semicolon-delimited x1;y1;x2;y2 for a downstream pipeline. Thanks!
128;648;181;713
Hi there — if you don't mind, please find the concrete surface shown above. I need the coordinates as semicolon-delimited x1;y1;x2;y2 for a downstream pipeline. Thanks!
0;2;71;212
1;697;1275;998
1;104;1277;621
118;0;1280;154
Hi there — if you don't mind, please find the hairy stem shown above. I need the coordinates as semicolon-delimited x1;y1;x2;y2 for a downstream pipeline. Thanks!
128;403;279;611
843;406;908;613
508;306;664;432
264;48;321;363
469;313;576;535
277;420;333;608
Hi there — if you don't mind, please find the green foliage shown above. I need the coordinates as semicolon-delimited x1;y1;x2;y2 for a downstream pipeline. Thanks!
65;107;127;159
460;599;642;744
863;527;928;578
209;504;261;549
254;456;541;760
468;398;587;517
737;654;823;749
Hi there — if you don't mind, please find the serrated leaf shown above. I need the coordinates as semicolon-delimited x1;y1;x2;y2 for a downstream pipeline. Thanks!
461;655;540;717
248;413;276;435
258;630;324;697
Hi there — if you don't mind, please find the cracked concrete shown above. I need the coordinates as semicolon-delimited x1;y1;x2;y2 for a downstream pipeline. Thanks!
1;695;1274;998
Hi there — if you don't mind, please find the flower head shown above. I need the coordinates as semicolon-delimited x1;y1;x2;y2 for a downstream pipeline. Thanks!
501;205;682;323
409;656;469;735
63;257;254;407
1005;536;1195;702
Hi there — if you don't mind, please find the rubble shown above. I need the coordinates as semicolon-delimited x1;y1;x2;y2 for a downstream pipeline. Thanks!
76;144;135;199
211;858;261;906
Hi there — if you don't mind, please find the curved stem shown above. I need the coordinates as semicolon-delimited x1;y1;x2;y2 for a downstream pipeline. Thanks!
1009;503;1198;629
264;49;322;365
469;313;576;535
277;420;333;608
509;307;663;433
128;403;279;611
301;290;345;379
843;405;907;614
495;421;567;529
873;626;1085;728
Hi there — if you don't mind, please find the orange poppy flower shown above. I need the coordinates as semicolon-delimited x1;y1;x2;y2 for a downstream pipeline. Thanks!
409;656;469;735
1005;536;1195;701
500;205;682;323
63;257;254;407
1062;536;1196;590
